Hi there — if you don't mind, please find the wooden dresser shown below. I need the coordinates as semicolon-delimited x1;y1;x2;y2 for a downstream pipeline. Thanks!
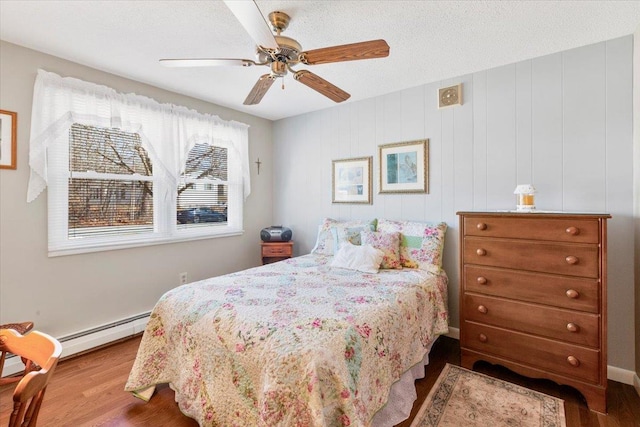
457;212;609;413
261;241;294;265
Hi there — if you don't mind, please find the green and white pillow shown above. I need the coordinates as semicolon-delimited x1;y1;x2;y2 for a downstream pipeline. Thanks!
376;219;447;271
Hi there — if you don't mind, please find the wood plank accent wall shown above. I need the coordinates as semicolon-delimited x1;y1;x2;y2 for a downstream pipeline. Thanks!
272;35;634;371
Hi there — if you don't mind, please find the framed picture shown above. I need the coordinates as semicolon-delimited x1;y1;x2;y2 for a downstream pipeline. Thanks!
0;110;17;170
379;139;428;193
332;156;372;204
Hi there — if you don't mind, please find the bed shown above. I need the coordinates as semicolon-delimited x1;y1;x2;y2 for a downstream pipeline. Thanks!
125;218;449;426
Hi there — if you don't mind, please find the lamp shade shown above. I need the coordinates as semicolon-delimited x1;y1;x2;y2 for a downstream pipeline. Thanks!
514;184;536;194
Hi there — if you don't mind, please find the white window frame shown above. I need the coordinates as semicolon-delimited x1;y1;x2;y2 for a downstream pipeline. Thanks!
47;126;245;256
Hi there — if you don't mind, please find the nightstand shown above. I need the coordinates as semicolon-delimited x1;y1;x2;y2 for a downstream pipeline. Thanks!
261;241;294;265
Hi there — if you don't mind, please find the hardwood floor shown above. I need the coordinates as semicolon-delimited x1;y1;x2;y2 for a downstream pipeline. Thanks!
1;335;638;426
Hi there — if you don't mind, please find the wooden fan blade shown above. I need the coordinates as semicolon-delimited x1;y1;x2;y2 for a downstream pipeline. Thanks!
244;74;276;105
224;0;278;50
300;39;389;65
294;70;350;103
160;58;255;67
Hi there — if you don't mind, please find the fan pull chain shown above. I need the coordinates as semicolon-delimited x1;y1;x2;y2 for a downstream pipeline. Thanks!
281;77;285;90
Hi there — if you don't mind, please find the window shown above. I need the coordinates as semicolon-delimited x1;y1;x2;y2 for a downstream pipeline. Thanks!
68;124;153;238
177;143;228;228
29;70;250;256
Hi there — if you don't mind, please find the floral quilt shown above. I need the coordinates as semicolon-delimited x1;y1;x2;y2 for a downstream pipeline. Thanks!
125;254;449;427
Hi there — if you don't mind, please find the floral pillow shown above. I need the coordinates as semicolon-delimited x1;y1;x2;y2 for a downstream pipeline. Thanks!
331;220;377;251
310;218;339;255
311;218;377;255
376;219;447;270
360;229;402;269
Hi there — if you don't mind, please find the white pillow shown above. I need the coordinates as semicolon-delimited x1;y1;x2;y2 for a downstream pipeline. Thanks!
330;242;384;274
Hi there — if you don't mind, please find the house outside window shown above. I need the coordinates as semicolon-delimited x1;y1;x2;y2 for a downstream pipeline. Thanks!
177;143;229;227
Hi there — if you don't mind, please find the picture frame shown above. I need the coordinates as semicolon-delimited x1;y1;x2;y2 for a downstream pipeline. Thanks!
379;139;428;193
0;110;17;170
332;156;372;204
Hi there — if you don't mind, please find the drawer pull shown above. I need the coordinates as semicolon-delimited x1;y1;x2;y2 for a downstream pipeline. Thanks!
476;276;488;285
566;323;579;333
566;226;580;236
567;356;580;367
478;334;488;343
565;255;579;265
476;222;487;231
566;289;580;299
476;248;487;256
477;305;488;314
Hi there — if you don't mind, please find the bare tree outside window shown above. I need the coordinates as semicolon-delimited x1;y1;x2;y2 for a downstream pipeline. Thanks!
68;125;230;238
68;124;153;238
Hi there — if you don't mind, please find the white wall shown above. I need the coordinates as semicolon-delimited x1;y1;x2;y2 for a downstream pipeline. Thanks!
273;36;635;371
0;41;273;339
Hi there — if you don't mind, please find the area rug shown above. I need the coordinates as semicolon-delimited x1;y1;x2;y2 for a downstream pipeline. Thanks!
410;364;566;427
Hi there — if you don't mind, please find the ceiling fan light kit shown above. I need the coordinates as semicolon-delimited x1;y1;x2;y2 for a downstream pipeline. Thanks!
160;0;389;106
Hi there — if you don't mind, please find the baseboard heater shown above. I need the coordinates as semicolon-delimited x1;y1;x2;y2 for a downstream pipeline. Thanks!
1;311;150;378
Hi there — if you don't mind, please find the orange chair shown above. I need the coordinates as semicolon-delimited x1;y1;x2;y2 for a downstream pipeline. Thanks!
0;322;35;386
0;328;62;427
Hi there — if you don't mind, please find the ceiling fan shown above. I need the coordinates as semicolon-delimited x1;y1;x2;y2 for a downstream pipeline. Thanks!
160;0;390;105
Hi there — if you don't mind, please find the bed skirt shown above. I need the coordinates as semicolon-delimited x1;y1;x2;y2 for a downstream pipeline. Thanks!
371;339;435;426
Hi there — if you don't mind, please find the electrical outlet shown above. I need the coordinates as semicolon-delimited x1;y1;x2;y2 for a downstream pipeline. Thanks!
179;272;188;285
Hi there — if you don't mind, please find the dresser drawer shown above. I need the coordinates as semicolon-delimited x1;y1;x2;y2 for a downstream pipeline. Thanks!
262;243;293;257
463;294;600;347
464;265;600;313
463;322;601;383
463;237;599;278
463;216;600;243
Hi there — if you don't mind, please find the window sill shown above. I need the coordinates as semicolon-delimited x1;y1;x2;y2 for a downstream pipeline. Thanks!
48;228;244;257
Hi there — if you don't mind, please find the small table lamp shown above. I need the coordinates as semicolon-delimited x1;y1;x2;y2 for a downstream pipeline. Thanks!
514;184;536;211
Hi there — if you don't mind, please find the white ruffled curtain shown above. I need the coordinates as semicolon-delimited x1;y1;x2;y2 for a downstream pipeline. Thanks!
27;69;250;203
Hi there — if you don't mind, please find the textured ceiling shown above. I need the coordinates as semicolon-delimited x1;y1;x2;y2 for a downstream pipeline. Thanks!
1;1;639;121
